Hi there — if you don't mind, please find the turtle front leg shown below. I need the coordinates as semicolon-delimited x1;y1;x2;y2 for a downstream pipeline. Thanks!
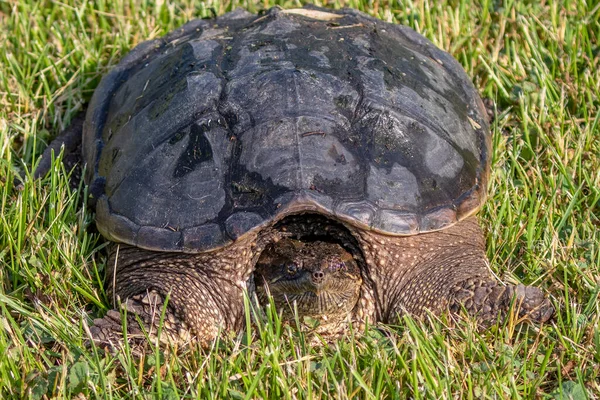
90;243;251;350
90;289;194;350
357;217;553;325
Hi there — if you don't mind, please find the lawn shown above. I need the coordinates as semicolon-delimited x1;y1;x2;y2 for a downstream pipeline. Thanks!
1;0;599;398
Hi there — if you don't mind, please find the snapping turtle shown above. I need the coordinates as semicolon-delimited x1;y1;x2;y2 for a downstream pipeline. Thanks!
43;6;553;346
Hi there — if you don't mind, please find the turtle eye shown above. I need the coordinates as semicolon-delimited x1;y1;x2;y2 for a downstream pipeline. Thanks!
331;261;347;272
286;263;299;275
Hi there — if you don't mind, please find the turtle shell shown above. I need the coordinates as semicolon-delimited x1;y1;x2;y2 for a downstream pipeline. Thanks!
83;6;491;253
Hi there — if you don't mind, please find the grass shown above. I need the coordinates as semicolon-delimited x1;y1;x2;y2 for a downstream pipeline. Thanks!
1;0;598;398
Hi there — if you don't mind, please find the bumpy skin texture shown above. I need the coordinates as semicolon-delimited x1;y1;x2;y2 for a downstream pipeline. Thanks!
356;217;553;323
90;216;552;348
93;231;271;347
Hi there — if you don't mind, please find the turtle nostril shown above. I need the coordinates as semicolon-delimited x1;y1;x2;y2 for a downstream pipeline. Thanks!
312;271;325;282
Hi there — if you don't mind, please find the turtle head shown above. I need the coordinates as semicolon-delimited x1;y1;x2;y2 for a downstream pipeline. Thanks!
255;238;362;323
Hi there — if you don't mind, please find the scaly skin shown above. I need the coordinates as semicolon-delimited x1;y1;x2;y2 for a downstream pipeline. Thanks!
90;216;553;349
356;217;554;324
92;231;270;348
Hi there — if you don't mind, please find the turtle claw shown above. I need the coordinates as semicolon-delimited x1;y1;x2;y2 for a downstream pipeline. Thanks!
88;291;192;355
88;308;148;355
450;279;554;324
509;284;554;323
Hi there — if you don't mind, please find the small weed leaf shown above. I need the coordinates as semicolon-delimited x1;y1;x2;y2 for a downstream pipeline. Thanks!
160;384;179;400
227;389;245;399
145;352;165;368
25;372;48;400
552;381;588;400
68;360;89;393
